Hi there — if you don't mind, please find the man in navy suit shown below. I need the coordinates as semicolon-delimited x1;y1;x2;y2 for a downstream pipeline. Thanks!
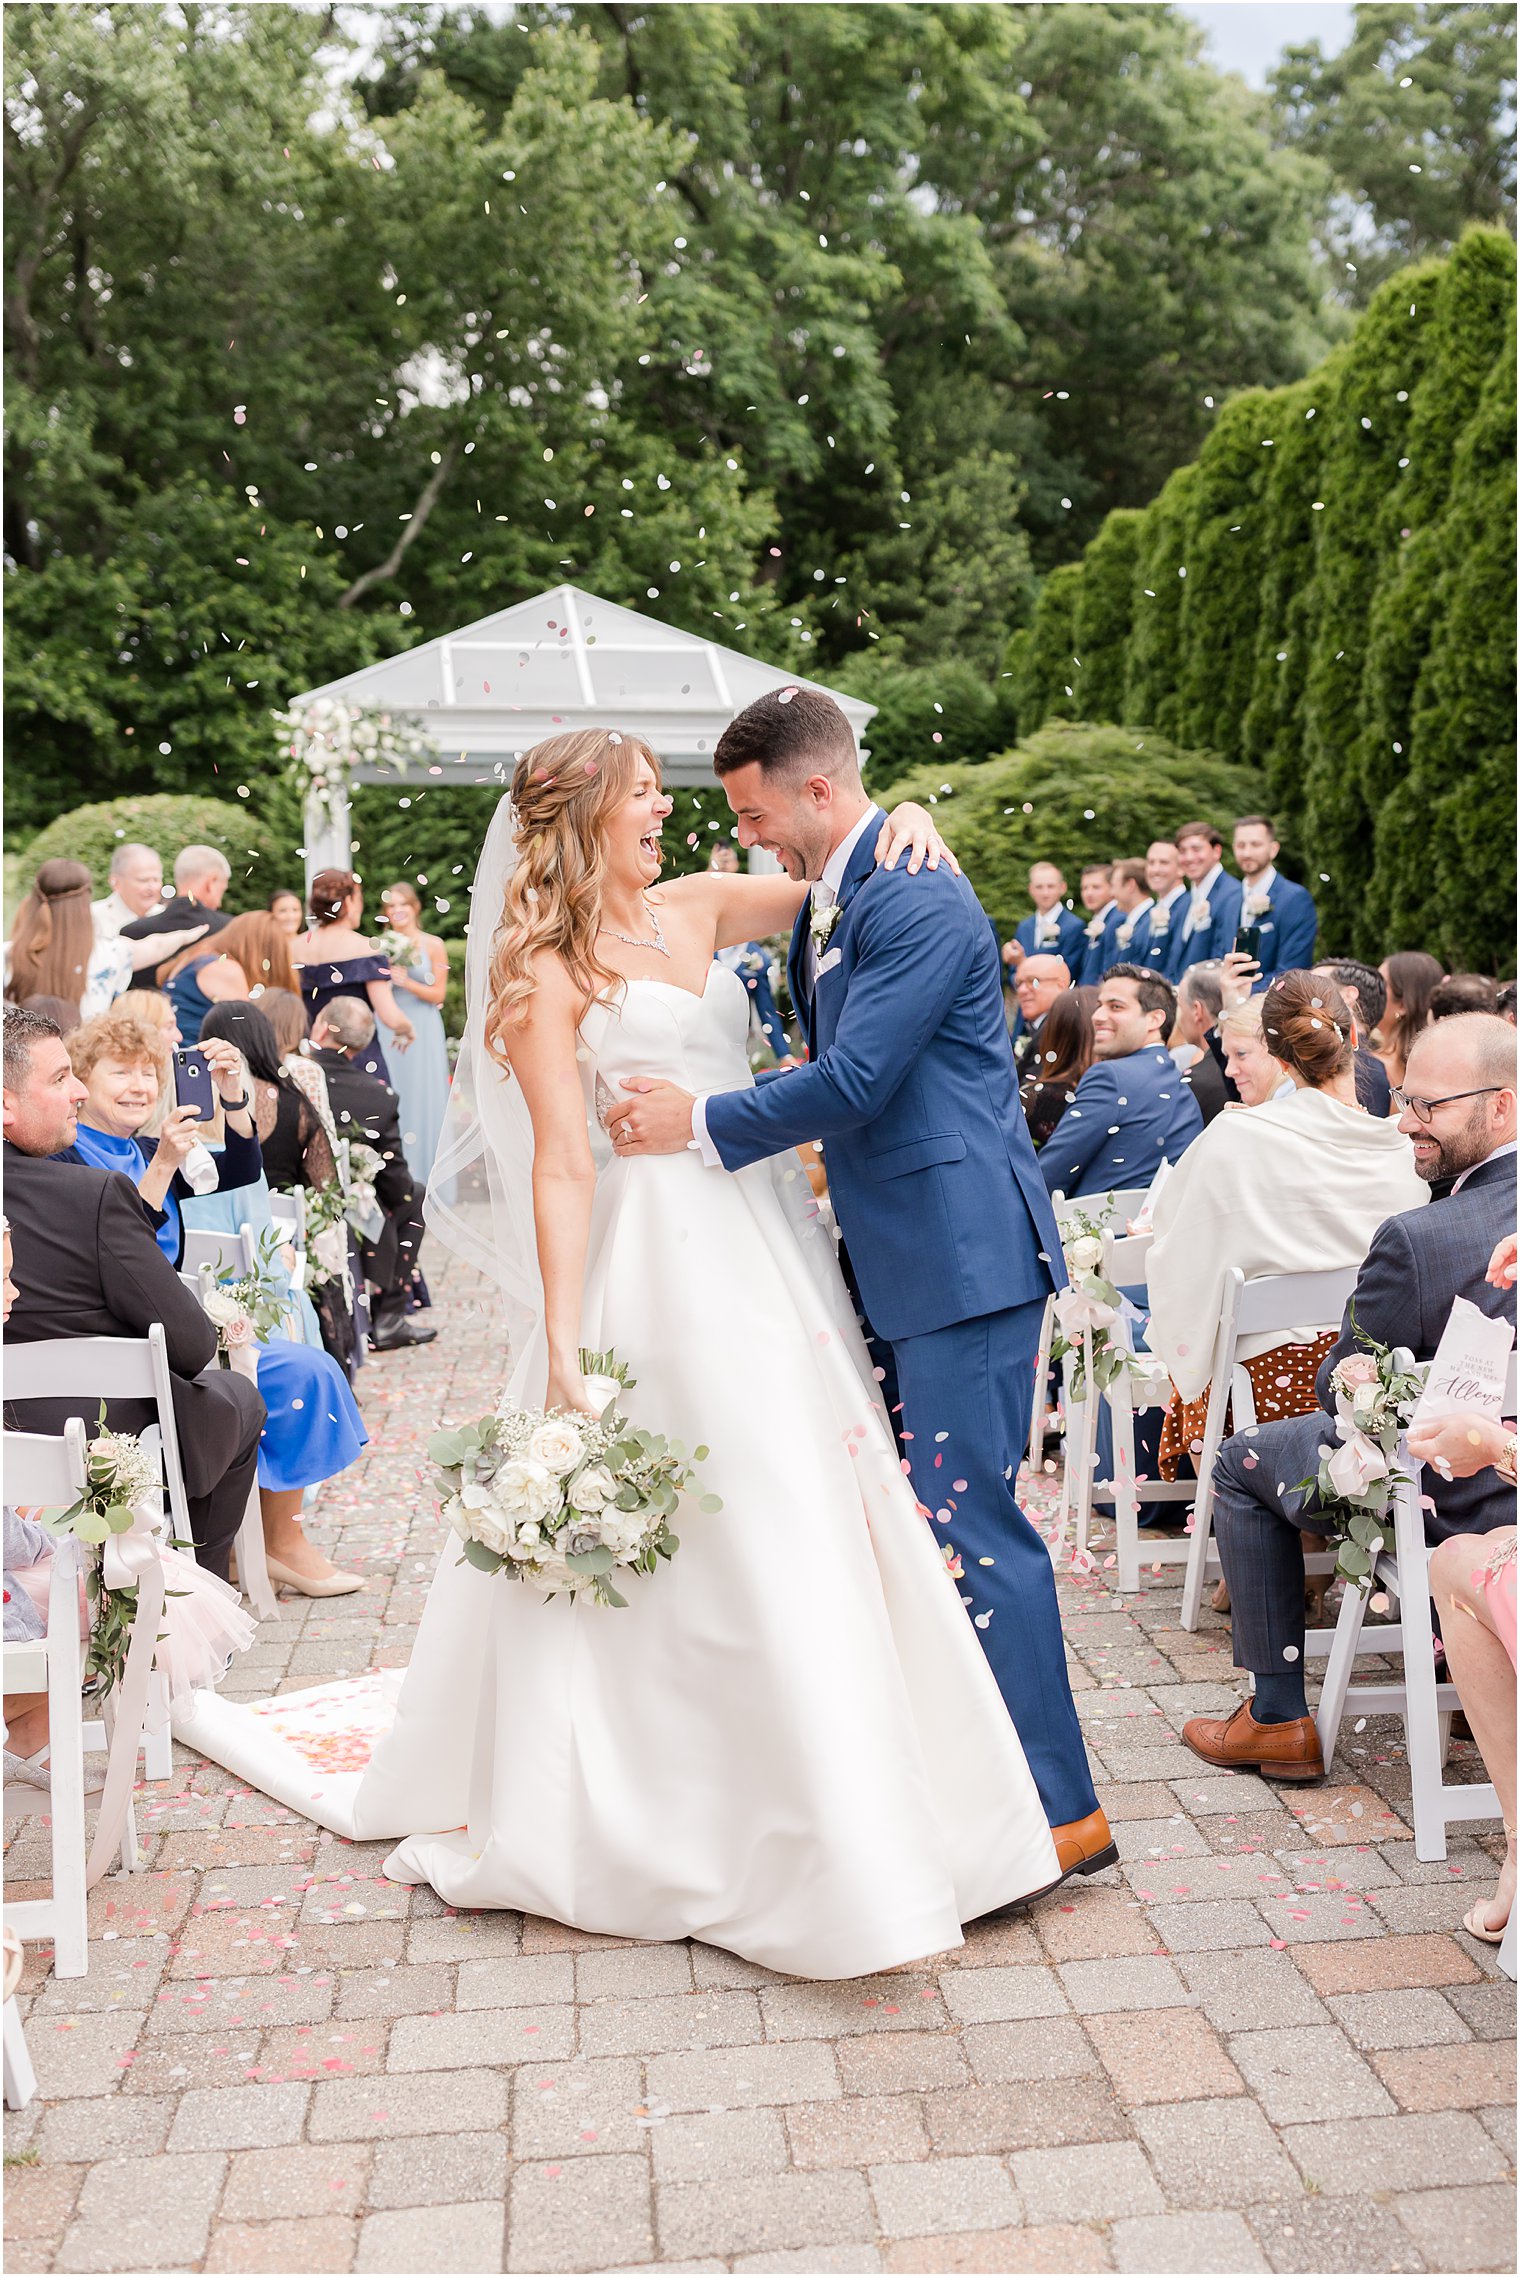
1040;964;1204;1198
1141;839;1189;982
1233;816;1318;993
1076;862;1122;985
1183;1014;1516;1782
609;687;1112;1884
1175;822;1243;974
1107;859;1155;966
1005;863;1087;1043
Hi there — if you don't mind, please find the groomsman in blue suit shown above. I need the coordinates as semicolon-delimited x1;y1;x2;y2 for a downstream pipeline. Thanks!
1076;862;1122;985
1139;839;1189;983
1005;862;1087;1042
1106;859;1155;966
610;687;1113;1887
1040;965;1204;1199
1232;816;1319;992
1175;821;1243;973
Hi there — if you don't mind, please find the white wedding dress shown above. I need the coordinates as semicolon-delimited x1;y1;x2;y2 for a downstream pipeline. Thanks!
176;965;1058;1978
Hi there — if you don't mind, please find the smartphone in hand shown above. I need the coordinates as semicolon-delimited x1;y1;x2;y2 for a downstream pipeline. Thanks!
172;1046;217;1121
1233;924;1263;962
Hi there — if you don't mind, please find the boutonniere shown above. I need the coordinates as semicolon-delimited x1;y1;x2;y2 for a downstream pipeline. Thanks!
809;897;841;957
1149;909;1171;937
1084;910;1107;943
1242;889;1274;922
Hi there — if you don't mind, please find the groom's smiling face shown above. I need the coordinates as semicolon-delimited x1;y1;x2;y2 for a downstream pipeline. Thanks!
720;761;839;883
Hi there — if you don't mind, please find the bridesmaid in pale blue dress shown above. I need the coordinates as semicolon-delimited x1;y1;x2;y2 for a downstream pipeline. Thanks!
379;882;453;1196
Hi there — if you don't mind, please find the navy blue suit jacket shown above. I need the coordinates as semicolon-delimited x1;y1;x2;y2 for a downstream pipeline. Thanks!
1177;872;1244;974
1078;904;1123;987
1245;875;1319;991
1008;907;1085;1040
702;817;1066;1343
1039;1045;1204;1199
1139;892;1189;983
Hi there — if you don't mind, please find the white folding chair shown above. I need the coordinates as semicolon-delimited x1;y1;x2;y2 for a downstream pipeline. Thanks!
3;1422;90;1978
1091;1228;1201;1592
179;1223;258;1280
5;1327;212;1759
168;1267;280;1622
1317;1353;1516;1862
1033;1188;1153;1480
4;1978;36;2108
1179;1263;1362;1633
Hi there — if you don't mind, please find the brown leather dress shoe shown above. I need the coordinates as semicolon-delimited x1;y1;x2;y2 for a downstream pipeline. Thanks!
1049;1806;1119;1880
1183;1701;1324;1783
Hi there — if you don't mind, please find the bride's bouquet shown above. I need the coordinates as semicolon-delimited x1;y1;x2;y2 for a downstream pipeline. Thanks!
427;1350;721;1607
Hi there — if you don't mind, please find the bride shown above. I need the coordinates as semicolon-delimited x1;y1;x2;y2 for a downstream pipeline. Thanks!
181;729;1059;1978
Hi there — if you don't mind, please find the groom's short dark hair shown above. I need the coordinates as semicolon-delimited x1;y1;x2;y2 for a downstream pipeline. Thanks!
714;687;860;783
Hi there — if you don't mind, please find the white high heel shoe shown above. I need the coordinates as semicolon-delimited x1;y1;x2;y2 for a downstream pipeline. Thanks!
263;1557;365;1599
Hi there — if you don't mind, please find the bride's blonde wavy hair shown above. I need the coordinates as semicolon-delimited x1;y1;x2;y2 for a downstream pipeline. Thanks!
484;728;659;1066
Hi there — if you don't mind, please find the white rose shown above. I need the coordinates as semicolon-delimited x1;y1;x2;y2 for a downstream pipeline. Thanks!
529;1420;586;1474
469;1507;516;1559
603;1511;649;1561
581;1374;623;1419
493;1459;560;1524
571;1466;616;1512
443;1495;473;1541
1325;1428;1389;1501
1066;1234;1103;1273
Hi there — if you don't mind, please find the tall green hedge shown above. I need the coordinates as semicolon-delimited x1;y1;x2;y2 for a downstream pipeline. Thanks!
1013;230;1516;969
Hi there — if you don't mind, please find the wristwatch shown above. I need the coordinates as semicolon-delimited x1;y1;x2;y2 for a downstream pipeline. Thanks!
219;1091;251;1115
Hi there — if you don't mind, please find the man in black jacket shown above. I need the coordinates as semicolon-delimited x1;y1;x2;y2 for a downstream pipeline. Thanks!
120;843;230;990
310;999;435;1351
1183;1013;1517;1781
2;1007;265;1580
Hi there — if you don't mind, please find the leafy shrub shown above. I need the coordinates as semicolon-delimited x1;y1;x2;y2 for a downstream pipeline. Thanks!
834;657;1015;792
18;793;299;911
878;719;1268;942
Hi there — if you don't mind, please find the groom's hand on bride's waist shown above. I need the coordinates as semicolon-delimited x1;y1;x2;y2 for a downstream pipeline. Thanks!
606;1077;699;1155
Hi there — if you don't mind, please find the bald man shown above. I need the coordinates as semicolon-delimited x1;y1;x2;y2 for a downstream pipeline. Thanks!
1011;954;1072;1069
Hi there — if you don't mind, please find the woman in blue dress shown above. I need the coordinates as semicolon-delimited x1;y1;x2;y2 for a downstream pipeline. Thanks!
378;882;452;1190
62;1002;369;1602
292;869;415;1084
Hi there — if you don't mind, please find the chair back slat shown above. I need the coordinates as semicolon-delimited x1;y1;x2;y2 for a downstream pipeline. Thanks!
5;1336;159;1401
1233;1263;1361;1339
180;1226;256;1280
3;1418;88;1507
1103;1230;1154;1288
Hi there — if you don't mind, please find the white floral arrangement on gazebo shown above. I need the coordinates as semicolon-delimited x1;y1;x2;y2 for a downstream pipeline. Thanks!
274;698;437;811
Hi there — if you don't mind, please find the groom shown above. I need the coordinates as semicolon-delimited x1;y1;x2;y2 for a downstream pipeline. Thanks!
608;688;1112;1884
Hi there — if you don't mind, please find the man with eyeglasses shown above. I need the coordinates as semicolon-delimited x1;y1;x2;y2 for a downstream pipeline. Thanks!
1180;1012;1517;1784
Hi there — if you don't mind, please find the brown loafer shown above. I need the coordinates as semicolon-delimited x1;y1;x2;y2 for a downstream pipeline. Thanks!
1050;1806;1119;1879
1182;1701;1324;1783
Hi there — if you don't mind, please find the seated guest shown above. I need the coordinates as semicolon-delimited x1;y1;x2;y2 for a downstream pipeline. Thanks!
311;998;436;1351
1312;958;1393;1116
1430;973;1498;1020
1147;970;1426;1485
18;993;82;1034
1182;1012;1517;1781
1374;949;1444;1085
1109;859;1155;962
250;987;362;1377
200;1000;336;1197
66;1005;367;1597
1218;995;1290;1107
1175;821;1243;972
1011;953;1071;1070
1020;988;1094;1149
63;1003;262;1261
2;1216;252;1781
1170;963;1233;1125
1076;863;1121;986
1141;839;1189;981
2;1007;265;1582
267;888;305;938
1040;964;1203;1198
157;912;298;1044
1497;980;1516;1026
1420;1350;1516;1945
1232;815;1318;989
1004;861;1087;997
6;859;129;1022
122;844;232;990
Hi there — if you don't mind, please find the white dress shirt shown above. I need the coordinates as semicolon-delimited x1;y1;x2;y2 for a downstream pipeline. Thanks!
1114;895;1154;951
1182;862;1223;939
1240;863;1279;918
1150;882;1187;933
691;805;880;1167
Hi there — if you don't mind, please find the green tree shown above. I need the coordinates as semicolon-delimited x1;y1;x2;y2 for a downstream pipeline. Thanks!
831;656;1012;793
1271;4;1516;300
1013;563;1085;732
1069;510;1143;726
878;720;1266;941
1238;371;1337;841
1122;463;1201;741
19;793;297;909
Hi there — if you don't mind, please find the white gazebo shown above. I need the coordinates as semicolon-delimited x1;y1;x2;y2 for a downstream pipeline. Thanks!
292;583;876;879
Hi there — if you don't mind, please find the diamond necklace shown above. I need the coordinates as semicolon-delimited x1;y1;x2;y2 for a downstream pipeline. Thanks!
598;895;670;958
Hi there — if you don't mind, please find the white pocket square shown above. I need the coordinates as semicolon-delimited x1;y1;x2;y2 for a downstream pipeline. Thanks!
816;947;843;977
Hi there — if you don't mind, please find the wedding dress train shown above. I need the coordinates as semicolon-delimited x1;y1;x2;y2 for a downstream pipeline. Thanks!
176;964;1058;1977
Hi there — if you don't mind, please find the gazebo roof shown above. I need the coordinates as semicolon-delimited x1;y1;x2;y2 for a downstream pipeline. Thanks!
293;583;875;785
